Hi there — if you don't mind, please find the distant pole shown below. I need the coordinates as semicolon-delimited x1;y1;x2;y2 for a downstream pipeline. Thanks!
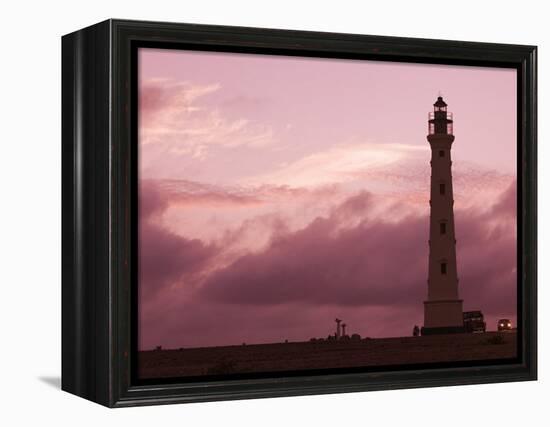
335;318;342;339
342;323;347;337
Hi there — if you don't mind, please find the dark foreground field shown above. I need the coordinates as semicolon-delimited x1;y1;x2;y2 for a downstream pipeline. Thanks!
138;331;517;379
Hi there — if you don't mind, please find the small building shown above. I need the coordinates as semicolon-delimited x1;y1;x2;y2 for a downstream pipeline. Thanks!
463;310;486;333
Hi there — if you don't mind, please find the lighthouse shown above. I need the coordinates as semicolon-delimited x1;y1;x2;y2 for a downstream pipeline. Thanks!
422;96;465;335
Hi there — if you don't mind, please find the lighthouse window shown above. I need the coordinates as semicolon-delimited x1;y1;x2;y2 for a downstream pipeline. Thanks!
440;222;446;234
441;262;447;275
439;183;446;195
439;150;444;157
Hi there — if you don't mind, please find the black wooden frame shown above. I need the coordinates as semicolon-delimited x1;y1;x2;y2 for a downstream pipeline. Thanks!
62;19;537;408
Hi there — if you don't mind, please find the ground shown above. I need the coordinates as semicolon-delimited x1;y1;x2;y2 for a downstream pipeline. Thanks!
138;331;517;379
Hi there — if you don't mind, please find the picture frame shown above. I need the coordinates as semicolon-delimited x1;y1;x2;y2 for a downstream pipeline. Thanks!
61;19;537;407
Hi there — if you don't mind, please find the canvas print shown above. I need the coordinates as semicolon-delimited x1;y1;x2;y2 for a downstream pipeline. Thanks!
137;48;517;380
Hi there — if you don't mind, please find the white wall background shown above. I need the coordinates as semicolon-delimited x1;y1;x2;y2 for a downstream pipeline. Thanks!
0;0;546;424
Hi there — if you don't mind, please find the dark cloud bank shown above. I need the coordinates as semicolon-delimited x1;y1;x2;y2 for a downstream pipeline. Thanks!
138;180;517;349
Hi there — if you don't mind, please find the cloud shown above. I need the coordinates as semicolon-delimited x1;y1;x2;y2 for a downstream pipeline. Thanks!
195;184;516;325
138;180;220;301
140;78;220;126
246;142;426;188
241;142;514;215
198;192;427;307
487;180;517;219
139;79;275;163
144;178;265;208
457;180;517;317
138;174;517;349
140;179;352;267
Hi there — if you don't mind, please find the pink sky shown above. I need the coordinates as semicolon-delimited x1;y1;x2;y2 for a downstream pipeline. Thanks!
138;48;517;350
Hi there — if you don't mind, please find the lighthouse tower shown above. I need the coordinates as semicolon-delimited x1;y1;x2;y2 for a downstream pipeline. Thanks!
422;97;465;335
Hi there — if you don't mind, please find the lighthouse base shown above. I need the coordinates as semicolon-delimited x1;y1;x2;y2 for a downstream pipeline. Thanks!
421;325;465;335
422;299;464;335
